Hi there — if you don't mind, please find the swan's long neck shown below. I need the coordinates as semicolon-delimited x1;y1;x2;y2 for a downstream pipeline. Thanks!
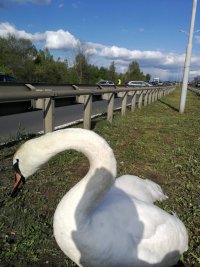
15;129;116;216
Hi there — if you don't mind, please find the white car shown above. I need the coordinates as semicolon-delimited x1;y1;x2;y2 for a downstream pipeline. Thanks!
97;80;115;86
127;81;152;87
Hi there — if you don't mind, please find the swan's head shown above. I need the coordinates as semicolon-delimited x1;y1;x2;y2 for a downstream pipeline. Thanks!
11;139;44;197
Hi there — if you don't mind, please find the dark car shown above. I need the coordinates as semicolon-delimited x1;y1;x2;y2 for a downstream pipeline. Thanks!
0;73;16;82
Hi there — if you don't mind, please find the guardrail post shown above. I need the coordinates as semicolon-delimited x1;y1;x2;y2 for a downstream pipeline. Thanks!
83;95;92;129
155;89;158;101
157;89;160;100
121;92;128;115
158;89;162;99
107;93;114;123
160;89;164;98
152;89;156;102
102;92;115;123
128;91;137;111
151;90;155;102
138;91;143;109
43;97;54;133
76;92;92;130
25;84;37;108
143;90;148;106
117;91;128;116
132;92;136;111
149;90;153;103
167;88;170;95
25;84;46;109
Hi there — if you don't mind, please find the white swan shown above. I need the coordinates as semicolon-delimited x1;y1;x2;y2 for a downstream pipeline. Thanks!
12;128;188;267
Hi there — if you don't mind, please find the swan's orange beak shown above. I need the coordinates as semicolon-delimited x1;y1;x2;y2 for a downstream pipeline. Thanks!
10;172;25;197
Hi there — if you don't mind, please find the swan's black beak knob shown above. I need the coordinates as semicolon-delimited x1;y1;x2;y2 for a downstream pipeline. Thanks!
11;159;26;197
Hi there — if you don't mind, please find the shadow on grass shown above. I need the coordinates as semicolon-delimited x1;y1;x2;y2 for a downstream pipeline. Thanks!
159;100;179;112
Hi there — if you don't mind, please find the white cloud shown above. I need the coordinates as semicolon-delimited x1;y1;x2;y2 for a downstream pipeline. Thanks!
44;30;80;50
0;22;44;41
0;0;51;7
99;46;164;62
0;22;79;49
1;22;200;80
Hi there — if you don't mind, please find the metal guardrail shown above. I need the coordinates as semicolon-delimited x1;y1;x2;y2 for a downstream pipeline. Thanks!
0;83;175;132
188;86;200;95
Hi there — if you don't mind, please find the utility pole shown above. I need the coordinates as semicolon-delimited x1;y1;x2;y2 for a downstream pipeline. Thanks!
179;0;197;113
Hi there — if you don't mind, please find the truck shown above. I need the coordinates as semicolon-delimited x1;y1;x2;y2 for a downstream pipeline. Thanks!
153;77;160;85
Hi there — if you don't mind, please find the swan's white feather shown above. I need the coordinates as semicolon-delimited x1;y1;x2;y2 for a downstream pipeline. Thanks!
115;175;168;203
13;128;188;267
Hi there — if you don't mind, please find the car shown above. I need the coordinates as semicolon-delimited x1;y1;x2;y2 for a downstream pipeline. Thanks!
97;80;115;86
144;81;153;87
0;72;16;82
127;81;152;87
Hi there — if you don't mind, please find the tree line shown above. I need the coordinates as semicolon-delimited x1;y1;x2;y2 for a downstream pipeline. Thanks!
0;35;151;84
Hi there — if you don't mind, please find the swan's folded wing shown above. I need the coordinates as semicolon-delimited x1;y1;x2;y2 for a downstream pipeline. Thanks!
115;175;168;203
97;188;187;249
89;188;187;266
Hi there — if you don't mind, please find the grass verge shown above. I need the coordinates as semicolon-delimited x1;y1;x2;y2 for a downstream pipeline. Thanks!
0;87;199;266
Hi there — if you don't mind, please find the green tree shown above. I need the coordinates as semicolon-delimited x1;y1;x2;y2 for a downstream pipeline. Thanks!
0;36;151;84
18;59;36;82
0;35;37;80
98;66;108;81
126;61;142;80
108;61;116;82
87;64;100;84
67;67;79;84
74;53;90;83
145;73;151;81
34;48;53;64
32;48;69;83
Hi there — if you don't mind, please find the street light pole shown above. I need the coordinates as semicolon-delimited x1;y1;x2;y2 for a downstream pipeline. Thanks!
179;0;198;113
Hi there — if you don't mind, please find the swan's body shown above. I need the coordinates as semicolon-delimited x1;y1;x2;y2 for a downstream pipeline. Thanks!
13;128;188;267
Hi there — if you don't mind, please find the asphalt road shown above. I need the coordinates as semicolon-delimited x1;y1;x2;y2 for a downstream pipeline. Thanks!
0;98;129;141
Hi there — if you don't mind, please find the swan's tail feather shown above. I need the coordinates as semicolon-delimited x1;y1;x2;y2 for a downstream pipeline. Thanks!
145;179;168;202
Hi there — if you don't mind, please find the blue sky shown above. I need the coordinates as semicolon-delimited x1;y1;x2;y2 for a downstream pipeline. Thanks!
0;0;200;81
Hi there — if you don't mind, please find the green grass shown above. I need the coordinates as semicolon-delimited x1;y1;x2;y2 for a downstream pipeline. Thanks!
0;87;200;266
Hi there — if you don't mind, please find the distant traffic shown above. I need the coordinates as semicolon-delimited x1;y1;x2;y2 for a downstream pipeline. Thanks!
0;71;176;88
96;78;176;87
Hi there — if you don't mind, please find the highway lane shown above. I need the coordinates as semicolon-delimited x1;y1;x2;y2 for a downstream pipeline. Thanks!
0;98;129;141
